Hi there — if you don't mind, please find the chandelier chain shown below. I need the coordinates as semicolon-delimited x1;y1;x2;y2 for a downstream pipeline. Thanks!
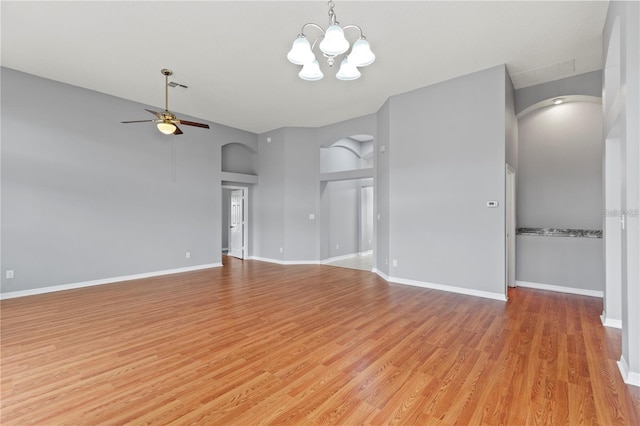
328;0;337;25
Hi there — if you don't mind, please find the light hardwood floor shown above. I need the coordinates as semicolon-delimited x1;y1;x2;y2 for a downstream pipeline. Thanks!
1;257;639;425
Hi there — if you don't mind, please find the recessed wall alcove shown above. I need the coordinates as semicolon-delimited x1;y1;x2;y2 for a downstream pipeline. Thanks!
221;142;257;176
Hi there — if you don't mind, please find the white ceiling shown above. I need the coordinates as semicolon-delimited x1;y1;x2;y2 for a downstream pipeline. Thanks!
1;1;609;134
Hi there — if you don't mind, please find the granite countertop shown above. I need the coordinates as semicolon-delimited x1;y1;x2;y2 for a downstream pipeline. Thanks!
516;228;602;238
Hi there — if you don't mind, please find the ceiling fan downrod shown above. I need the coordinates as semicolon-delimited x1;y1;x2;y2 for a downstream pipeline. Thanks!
161;68;173;112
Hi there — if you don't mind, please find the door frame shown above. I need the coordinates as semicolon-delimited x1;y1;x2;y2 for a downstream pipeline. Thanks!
506;165;516;296
222;185;249;259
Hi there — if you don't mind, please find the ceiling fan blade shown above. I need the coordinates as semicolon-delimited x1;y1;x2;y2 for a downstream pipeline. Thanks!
173;125;184;135
177;119;210;129
145;109;163;118
121;119;155;124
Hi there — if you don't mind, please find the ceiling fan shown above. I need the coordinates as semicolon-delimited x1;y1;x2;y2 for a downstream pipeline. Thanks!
121;69;210;135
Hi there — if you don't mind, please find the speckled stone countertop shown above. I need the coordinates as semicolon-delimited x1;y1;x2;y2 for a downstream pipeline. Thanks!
516;228;602;238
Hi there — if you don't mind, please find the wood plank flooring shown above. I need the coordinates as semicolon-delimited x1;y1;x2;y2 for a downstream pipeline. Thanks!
1;257;639;425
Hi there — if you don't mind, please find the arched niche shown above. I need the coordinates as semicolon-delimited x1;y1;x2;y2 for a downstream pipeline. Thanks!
221;142;257;175
320;134;374;174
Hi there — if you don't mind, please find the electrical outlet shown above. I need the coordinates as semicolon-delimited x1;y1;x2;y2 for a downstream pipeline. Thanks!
336;244;339;250
280;247;283;253
185;251;191;259
6;270;15;279
392;259;398;267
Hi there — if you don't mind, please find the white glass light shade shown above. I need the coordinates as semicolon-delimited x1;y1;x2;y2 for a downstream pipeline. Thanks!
319;25;349;56
347;38;375;67
299;60;324;81
336;58;361;81
157;122;177;134
287;36;315;65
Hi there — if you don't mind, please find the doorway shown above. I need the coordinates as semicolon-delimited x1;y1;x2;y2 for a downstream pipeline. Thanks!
222;185;249;259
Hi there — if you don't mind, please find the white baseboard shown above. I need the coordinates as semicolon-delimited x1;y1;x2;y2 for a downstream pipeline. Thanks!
373;268;390;281
321;252;360;264
370;270;505;301
0;263;222;300
618;356;640;387
246;256;320;265
516;280;603;298
601;311;623;329
360;250;373;256
283;260;321;265
388;276;507;301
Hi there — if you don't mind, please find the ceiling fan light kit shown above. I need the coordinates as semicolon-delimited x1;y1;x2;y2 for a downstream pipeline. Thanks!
121;69;210;135
287;0;375;81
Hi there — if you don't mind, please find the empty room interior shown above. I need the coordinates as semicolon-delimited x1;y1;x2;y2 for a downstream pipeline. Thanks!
1;1;639;424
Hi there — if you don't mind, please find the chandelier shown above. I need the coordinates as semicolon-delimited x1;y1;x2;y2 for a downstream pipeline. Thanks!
287;1;375;81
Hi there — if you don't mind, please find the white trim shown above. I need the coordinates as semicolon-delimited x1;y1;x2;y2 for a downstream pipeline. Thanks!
516;280;603;298
359;250;373;256
321;252;360;264
222;185;249;260
283;260;321;265
246;256;320;265
617;356;640;387
0;263;222;300
373;268;390;281
247;256;284;264
388;276;507;301
601;311;623;329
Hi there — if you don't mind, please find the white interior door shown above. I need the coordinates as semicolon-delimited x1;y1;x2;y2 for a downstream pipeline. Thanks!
229;189;244;259
506;166;516;290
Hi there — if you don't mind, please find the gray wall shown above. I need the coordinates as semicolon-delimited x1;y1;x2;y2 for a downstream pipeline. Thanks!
325;180;360;258
221;188;231;249
515;70;603;115
375;100;390;276
517;236;604;290
505;73;518;169
386;65;508;295
518;102;603;229
283;127;319;261
254;129;286;260
360;184;374;253
602;0;640;383
1;67;256;294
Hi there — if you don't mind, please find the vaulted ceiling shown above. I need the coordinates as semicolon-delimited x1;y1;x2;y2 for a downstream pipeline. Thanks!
1;1;609;134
